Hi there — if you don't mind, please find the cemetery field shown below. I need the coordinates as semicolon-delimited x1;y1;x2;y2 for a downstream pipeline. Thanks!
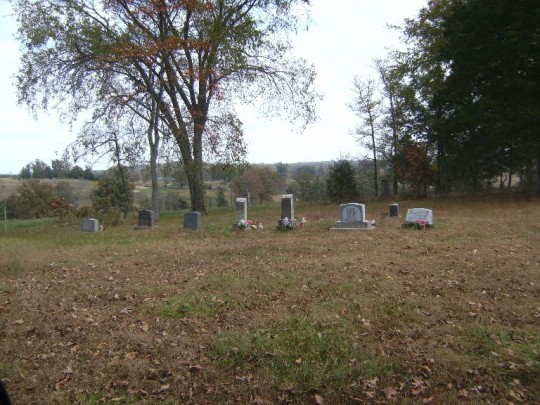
0;196;539;404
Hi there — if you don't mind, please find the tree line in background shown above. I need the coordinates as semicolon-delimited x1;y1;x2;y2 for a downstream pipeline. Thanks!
350;0;539;198
9;0;538;214
13;0;319;215
18;159;96;180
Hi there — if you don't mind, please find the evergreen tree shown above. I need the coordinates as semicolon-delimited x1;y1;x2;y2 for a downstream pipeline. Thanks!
326;160;358;203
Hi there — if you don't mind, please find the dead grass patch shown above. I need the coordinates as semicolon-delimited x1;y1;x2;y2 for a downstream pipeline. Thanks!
0;196;539;403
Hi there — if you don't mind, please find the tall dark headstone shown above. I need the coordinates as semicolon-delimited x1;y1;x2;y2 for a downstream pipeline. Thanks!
389;203;399;217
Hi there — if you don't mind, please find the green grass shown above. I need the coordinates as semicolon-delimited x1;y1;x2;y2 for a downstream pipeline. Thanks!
209;316;398;393
160;292;235;318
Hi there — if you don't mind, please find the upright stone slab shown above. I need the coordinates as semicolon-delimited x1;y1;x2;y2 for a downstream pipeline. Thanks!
81;218;99;233
235;198;248;223
389;203;399;217
138;209;156;227
404;208;433;227
331;203;373;230
184;211;201;230
279;194;295;226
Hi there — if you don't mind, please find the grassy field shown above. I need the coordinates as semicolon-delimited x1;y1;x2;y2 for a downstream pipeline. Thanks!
0;196;539;404
0;177;227;210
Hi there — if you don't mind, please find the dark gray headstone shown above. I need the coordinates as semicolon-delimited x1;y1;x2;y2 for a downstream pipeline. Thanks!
138;210;156;227
184;211;201;230
381;180;390;198
389;203;399;217
81;218;99;233
279;194;295;227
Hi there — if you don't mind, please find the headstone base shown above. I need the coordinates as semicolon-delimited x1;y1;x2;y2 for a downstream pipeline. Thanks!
331;220;373;231
402;222;434;229
134;225;158;231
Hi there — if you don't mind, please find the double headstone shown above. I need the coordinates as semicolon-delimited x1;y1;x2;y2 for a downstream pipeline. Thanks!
81;218;99;233
184;211;201;230
279;194;295;227
331;203;373;230
404;208;433;227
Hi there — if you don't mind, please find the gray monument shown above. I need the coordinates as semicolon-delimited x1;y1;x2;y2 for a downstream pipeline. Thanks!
404;208;433;227
279;194;295;227
331;203;373;231
81;218;99;233
138;209;156;227
184;211;201;230
235;198;248;223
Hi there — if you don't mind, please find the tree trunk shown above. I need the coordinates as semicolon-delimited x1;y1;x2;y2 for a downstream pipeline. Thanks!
369;114;379;198
188;120;206;213
147;97;161;218
537;153;540;197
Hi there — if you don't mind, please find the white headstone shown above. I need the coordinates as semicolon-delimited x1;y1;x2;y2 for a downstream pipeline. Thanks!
235;198;248;223
405;208;433;226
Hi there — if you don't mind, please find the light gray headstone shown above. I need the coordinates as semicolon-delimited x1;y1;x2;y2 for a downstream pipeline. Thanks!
341;203;366;222
235;198;248;223
405;208;433;226
184;211;201;230
81;218;99;233
331;203;372;231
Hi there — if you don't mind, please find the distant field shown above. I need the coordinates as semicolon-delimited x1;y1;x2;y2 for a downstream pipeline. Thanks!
0;178;231;210
1;195;539;404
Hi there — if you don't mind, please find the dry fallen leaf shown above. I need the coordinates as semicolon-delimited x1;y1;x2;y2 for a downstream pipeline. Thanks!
384;386;398;399
315;394;324;405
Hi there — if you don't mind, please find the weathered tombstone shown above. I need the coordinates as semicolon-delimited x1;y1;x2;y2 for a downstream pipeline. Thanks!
81;218;99;233
404;208;433;227
331;203;373;230
381;180;390;198
138;209;156;227
235;198;248;223
184;211;201;230
389;203;399;217
279;194;295;227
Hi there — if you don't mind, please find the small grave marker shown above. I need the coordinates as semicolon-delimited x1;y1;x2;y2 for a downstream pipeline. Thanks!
184;211;201;230
331;203;373;230
81;218;99;233
404;208;433;227
389;203;399;217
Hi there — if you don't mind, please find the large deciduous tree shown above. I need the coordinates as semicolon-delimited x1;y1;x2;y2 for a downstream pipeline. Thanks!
13;0;319;213
396;0;539;194
349;76;382;197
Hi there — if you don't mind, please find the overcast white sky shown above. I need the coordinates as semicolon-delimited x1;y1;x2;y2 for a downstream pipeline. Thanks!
0;0;426;174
